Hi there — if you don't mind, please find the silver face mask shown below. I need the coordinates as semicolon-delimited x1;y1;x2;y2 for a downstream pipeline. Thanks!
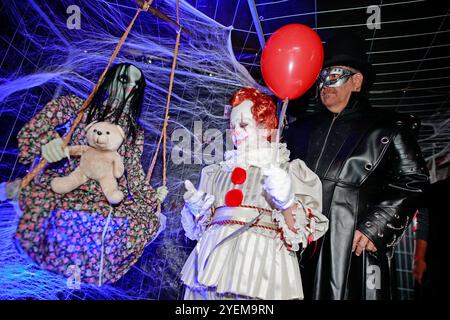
318;67;356;90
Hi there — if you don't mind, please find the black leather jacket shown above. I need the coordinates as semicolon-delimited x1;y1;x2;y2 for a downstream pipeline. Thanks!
286;93;428;300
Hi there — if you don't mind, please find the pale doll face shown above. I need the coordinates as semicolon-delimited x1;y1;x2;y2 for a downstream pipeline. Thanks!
229;100;270;149
104;65;143;109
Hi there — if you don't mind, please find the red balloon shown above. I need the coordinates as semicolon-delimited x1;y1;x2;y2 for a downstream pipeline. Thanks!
261;24;324;100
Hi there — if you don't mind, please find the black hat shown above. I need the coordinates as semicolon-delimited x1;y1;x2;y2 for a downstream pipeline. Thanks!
323;32;376;89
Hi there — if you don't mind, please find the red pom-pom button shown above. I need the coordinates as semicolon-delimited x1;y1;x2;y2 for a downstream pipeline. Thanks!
225;189;243;207
231;167;247;185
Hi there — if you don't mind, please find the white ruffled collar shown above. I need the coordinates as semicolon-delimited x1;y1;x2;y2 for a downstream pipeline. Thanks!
220;142;290;171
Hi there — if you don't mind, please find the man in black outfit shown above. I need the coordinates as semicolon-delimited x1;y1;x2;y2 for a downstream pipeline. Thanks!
286;32;429;300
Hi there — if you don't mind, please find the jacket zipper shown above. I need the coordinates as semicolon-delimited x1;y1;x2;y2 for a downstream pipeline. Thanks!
314;113;339;172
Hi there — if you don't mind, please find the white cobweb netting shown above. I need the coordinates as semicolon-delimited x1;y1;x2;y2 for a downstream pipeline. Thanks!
0;0;266;299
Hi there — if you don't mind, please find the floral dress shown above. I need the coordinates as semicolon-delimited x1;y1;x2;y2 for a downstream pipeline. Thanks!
15;95;161;285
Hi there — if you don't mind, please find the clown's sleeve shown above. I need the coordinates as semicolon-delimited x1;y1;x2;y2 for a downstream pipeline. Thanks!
272;159;329;251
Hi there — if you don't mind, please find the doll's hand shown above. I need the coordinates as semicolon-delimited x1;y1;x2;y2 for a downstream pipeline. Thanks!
262;164;294;210
0;179;21;202
156;186;168;202
41;138;70;163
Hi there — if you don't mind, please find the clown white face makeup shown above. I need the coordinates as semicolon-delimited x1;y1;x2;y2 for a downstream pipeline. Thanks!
229;100;270;149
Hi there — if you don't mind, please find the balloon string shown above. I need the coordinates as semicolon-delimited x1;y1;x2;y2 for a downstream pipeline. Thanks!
275;98;289;163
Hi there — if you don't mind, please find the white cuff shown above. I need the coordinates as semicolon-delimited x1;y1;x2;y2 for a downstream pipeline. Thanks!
271;193;295;211
272;205;306;252
272;201;328;251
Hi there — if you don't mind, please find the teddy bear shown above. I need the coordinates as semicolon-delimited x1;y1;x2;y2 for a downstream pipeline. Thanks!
51;121;126;204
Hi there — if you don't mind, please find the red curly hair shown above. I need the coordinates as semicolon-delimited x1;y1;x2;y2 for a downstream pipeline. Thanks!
229;87;278;131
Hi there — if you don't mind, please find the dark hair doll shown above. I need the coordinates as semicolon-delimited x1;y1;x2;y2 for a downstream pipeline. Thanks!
87;63;146;141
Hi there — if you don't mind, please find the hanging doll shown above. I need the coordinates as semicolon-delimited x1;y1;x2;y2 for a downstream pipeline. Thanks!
180;87;329;300
1;63;167;285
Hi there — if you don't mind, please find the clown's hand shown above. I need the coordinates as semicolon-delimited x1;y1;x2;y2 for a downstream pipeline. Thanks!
262;164;295;210
156;186;168;203
181;180;215;240
183;180;215;217
183;180;207;206
41;138;70;163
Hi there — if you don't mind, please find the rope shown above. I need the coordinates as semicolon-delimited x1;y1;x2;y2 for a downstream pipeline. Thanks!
210;205;280;231
147;0;181;199
98;207;113;287
203;209;265;270
20;3;151;189
213;204;273;215
210;219;280;232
